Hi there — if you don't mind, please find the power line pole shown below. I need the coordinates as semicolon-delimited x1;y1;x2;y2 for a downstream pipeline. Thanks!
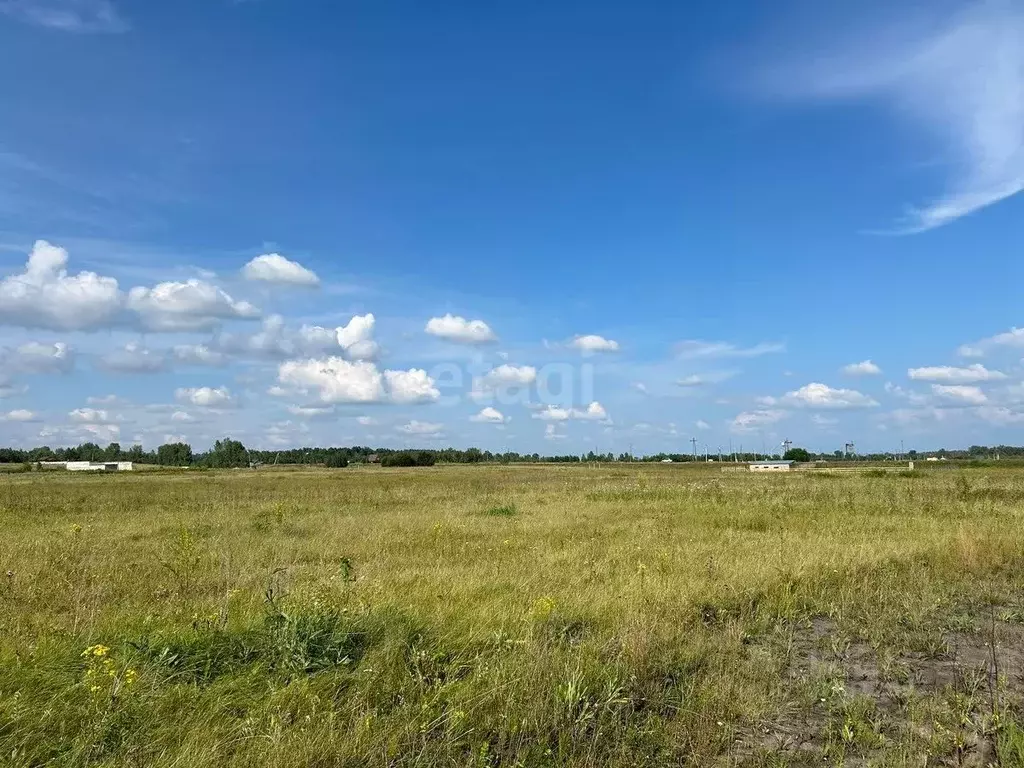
690;437;698;461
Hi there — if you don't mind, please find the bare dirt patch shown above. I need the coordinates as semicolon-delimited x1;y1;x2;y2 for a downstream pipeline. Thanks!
733;614;1024;766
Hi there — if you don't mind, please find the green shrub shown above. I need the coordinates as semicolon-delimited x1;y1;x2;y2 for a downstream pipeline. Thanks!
381;451;435;468
483;503;517;517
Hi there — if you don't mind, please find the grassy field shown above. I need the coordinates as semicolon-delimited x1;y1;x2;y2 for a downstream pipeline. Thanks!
2;464;1024;766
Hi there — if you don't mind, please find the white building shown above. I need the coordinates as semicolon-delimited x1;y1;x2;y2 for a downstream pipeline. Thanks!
62;461;134;472
748;460;793;472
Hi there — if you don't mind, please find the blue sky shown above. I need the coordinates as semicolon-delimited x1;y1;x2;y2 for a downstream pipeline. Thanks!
2;0;1024;454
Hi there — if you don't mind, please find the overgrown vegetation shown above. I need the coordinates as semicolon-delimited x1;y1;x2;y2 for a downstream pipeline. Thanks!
2;464;1024;766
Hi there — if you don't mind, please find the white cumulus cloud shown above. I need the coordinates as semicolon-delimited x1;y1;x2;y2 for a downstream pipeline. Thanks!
471;364;537;399
336;313;379;360
1;409;37;422
385;368;440;404
242;253;320;287
175;386;235;408
570;334;620;353
127;279;259;332
932;384;988;405
0;240;122;331
470;407;508;424
425;313;497;344
69;407;111;423
277;357;439;405
780;382;878;409
532;401;609;422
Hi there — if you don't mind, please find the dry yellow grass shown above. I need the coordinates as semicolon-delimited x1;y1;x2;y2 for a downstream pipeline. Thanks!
2;464;1024;766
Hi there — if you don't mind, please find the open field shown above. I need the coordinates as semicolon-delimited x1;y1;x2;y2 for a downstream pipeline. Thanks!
3;464;1024;766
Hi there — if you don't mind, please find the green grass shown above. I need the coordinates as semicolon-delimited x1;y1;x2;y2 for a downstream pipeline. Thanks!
2;464;1024;766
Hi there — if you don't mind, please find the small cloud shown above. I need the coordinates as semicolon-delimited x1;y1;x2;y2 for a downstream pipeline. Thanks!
425;314;497;344
570;334;620;353
544;423;566;440
470;364;536;400
908;364;1006;383
842;360;881;376
730;409;787;433
287;404;336;418
242;253;320;287
695;419;711;430
531;401;609;422
68;407;114;424
175;386;235;408
397;420;444;435
470;406;508;424
677;371;737;387
1;409;38;422
780;382;878;409
932;384;988;405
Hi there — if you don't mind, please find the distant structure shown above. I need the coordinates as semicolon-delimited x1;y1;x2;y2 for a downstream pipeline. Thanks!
366;454;381;464
40;461;134;472
748;460;793;472
844;442;856;459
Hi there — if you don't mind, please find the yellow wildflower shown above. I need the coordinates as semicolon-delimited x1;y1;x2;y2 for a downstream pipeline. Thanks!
82;644;110;658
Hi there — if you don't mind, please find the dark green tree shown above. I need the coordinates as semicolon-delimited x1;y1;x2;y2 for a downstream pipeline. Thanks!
783;447;812;462
157;443;193;466
208;438;248;468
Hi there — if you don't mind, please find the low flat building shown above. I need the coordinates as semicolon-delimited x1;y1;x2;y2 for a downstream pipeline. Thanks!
65;461;134;472
748;460;794;472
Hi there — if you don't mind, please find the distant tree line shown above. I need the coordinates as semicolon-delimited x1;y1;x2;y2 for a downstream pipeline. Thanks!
3;440;1024;468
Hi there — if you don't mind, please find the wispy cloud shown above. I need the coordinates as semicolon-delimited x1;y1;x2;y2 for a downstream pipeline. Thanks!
0;0;128;32
759;2;1024;232
675;340;784;360
958;327;1024;357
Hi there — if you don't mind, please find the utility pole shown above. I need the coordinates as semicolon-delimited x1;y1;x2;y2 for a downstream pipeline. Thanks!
690;436;697;461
